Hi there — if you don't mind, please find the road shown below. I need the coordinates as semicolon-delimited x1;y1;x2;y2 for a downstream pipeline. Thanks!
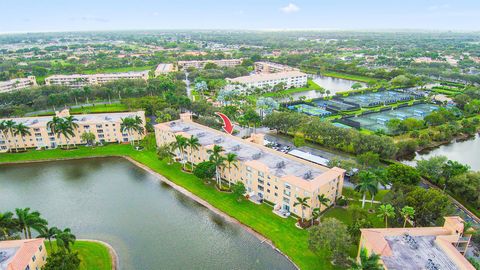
185;72;193;100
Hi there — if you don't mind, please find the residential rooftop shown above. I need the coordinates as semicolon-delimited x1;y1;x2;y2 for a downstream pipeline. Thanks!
0;238;44;270
227;70;307;84
45;70;149;79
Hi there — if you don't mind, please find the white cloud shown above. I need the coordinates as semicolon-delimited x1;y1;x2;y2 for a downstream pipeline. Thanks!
428;4;450;11
281;3;300;14
152;12;160;16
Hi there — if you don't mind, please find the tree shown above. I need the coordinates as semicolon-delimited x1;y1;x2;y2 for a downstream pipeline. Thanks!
15;208;48;239
207;145;226;187
351;82;363;90
0;211;18;240
193;161;216;182
12;123;31;151
224;153;238;188
80;132;96;146
401;206;415;228
38;226;60;251
385;164;421;186
449;172;480;209
311;208;321;226
377;204;395;228
0;120;10;152
55;228;76;252
293;197;310;223
416;156;448;185
120;116;145;146
356;152;381;169
44;250;81;270
172;135;188;169
351;248;383;270
293;133;306;147
157;143;174;164
355;171;378;208
308;218;352;266
186;136;200;170
232;182;246;202
317;194;330;210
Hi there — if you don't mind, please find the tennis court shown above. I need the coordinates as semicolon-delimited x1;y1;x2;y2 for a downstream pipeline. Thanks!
348;103;439;132
288;104;332;117
312;99;358;112
341;90;414;107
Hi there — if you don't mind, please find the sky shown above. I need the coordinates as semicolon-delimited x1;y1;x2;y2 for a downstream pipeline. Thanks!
1;0;480;33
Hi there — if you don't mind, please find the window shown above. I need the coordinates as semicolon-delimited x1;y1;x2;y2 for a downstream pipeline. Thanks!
258;185;264;191
39;245;43;251
32;255;36;262
274;192;278;197
258;179;264;185
285;183;291;189
283;197;290;203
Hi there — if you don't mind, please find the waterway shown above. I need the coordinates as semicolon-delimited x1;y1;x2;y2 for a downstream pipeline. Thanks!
0;157;296;270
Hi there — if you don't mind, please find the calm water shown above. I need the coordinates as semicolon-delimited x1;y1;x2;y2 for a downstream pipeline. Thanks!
276;76;366;102
403;134;480;171
0;158;296;270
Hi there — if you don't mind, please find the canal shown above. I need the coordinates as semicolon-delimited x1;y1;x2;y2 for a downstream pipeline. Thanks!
0;157;296;270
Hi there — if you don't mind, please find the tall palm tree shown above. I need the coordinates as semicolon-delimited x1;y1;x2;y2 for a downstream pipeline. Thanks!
401;206;415;228
224;152;238;188
0;211;18;240
207;145;226;187
4;120;17;152
311;208;320;226
293;197;310;223
186;136;200;170
55;228;76;252
377;204;395;228
0;120;8;152
38;226;60;251
317;194;330;210
13;123;31;151
172;135;188;169
351;247;383;270
47;116;63;148
355;171;378;208
64;116;79;147
120;116;145;146
15;208;48;239
55;120;75;150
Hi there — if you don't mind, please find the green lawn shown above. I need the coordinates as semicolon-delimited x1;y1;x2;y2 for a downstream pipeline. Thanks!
262;79;322;98
45;240;112;270
34;104;130;116
82;66;153;74
0;144;333;270
322;201;385;228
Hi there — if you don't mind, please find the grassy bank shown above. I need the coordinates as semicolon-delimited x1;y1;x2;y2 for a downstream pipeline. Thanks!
321;71;378;84
0;144;333;270
45;240;112;270
263;79;322;98
33;103;129;116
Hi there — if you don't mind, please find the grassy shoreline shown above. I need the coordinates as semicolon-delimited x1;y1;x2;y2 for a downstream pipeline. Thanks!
0;144;333;270
45;240;113;270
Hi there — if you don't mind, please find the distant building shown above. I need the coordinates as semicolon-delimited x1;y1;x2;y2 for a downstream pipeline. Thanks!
0;109;146;152
154;63;176;76
359;216;475;270
0;76;37;93
154;113;345;219
177;59;243;69
254;62;299;74
0;238;47;270
45;71;149;88
225;71;308;94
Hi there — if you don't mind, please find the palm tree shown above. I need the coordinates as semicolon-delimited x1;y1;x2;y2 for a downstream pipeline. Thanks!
311;208;320;226
0;211;18;240
13;123;31;151
377;204;395;228
317;194;330;210
355;171;378;208
81;131;96;146
186;136;201;170
401;206;415;228
120;116;145;146
207;145;226;187
172;135;188;169
224;152;238;188
351;247;383;270
15;208;48;239
0;120;8;152
64;116;79;147
157;142;175;164
293;197;310;223
4;120;17;152
38;226;60;251
55;228;76;252
47;116;63;148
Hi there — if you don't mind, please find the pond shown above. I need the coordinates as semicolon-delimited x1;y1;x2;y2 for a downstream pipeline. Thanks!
0;157;296;270
402;134;480;171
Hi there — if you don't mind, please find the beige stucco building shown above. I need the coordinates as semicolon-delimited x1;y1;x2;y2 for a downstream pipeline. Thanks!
154;63;176;76
0;76;37;93
254;62;299;74
45;71;149;88
0;238;47;270
177;59;243;69
154;113;345;219
359;216;475;270
0;109;146;152
225;71;308;94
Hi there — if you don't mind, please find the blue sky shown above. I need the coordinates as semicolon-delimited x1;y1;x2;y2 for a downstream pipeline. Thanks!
1;0;479;33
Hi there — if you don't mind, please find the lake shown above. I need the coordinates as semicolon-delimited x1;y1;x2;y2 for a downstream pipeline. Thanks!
0;158;296;270
403;134;480;171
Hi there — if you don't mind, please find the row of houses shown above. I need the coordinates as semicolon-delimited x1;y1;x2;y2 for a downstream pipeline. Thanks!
0;76;37;93
0;109;146;152
44;71;149;88
177;58;243;69
225;71;308;94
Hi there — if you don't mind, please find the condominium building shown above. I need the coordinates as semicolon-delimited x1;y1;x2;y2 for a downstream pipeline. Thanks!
0;76;37;93
0;238;47;270
154;63;176;76
254;61;299;74
359;216;475;270
154;113;345;219
0;109;146;152
177;59;243;69
225;71;308;94
45;71;149;88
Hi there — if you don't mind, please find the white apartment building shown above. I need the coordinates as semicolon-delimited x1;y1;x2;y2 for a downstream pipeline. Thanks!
0;109;146;152
45;71;149;88
155;63;176;76
225;71;308;94
0;76;37;93
254;61;299;74
177;59;243;69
